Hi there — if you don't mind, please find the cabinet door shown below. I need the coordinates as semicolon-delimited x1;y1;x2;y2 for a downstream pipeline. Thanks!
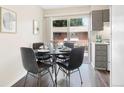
95;55;107;62
103;9;109;22
95;45;107;51
95;62;107;69
92;10;103;31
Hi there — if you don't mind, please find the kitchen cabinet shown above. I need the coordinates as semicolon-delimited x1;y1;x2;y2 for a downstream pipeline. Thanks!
92;10;103;31
103;9;110;22
91;43;108;70
92;9;109;31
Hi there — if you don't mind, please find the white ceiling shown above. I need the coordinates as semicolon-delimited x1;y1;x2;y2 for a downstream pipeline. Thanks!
41;5;84;10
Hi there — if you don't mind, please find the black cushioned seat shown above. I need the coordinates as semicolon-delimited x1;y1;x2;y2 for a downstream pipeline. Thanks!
20;47;54;87
56;47;85;86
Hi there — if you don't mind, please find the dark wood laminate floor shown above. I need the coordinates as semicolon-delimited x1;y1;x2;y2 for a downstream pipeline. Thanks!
12;64;110;87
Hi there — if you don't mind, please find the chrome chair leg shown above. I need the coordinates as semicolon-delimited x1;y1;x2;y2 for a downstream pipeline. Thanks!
50;59;54;73
24;72;28;87
78;68;83;85
37;73;41;87
66;73;68;86
68;71;70;87
48;69;55;86
56;67;60;76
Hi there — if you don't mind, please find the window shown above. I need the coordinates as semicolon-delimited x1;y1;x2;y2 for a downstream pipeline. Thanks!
53;20;67;27
70;18;83;26
52;16;89;27
52;16;89;46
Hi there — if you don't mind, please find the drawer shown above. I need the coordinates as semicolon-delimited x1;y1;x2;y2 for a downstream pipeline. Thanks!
95;45;107;51
95;55;107;62
95;62;107;68
95;50;107;56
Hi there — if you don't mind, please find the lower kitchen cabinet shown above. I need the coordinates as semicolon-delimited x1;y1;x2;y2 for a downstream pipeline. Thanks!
91;43;109;70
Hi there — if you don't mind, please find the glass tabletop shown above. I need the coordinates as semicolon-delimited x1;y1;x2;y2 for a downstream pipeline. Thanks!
47;49;70;55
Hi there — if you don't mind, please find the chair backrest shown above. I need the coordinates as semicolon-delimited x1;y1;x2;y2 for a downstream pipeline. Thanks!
64;42;74;49
33;42;44;50
20;47;38;74
68;47;85;70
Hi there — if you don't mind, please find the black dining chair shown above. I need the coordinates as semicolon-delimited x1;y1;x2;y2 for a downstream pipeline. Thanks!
56;47;84;87
33;42;52;63
64;42;74;49
20;47;54;87
56;42;74;62
33;42;44;50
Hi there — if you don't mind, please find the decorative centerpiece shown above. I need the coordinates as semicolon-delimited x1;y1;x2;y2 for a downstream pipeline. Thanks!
50;40;58;50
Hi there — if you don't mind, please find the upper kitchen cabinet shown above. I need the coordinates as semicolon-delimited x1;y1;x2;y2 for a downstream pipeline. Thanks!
103;9;110;22
92;9;110;31
92;10;103;31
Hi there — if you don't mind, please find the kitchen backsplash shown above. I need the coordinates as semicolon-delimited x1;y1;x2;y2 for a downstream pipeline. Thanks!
91;22;111;43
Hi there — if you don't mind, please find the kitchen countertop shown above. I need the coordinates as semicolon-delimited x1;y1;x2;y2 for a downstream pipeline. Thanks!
91;42;110;45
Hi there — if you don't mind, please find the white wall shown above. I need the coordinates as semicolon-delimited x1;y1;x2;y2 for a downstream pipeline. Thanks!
112;5;124;86
91;5;109;11
43;17;52;42
44;6;91;17
0;5;44;86
44;5;109;17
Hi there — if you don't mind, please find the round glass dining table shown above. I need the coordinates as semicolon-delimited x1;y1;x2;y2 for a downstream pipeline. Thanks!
34;48;71;87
